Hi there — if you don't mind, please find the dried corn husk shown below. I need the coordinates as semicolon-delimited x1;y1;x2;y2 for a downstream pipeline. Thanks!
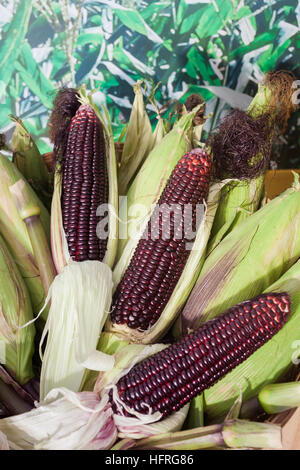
39;261;114;400
118;80;157;195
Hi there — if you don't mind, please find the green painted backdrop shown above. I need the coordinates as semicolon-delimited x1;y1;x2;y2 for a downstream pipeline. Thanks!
0;0;299;167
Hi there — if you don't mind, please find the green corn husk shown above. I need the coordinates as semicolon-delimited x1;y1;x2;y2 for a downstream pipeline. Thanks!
10;116;52;210
177;93;207;148
207;176;264;254
207;71;297;254
116;107;199;263
258;382;300;415
175;174;300;337
132;419;282;450
202;257;300;423
9;179;56;324
0;153;51;318
117;80;160;196
0;233;35;385
51;86;118;272
151;112;167;148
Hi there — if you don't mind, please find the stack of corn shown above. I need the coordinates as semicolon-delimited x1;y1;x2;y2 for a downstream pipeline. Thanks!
0;71;299;451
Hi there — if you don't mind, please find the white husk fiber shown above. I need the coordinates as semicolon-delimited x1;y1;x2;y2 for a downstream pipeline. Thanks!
40;260;114;400
0;388;117;450
0;344;191;449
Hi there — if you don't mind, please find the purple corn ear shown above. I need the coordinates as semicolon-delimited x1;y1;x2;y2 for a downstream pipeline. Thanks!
61;104;109;262
110;148;212;331
111;292;290;418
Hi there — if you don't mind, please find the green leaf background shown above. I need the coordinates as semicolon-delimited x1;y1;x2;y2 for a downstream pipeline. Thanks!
0;0;299;167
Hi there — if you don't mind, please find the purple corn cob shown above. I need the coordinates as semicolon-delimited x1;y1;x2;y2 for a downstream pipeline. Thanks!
111;292;290;418
61;104;109;262
110;148;212;331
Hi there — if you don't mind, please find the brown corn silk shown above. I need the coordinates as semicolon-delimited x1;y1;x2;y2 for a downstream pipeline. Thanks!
110;293;290;419
49;87;81;164
110;148;212;331
209;70;297;182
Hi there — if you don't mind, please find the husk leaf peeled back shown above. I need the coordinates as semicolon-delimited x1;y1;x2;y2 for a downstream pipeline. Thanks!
0;343;189;449
39;260;115;400
50;85;118;273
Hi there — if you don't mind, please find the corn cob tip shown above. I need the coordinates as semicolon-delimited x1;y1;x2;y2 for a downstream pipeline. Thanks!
109;292;290;420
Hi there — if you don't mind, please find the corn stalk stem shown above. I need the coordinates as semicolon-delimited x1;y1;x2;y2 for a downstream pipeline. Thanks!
134;423;224;450
134;419;282;450
9;179;56;300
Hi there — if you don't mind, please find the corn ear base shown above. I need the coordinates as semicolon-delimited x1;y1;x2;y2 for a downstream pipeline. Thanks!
133;419;282;450
202;257;300;423
258;382;300;415
95;342;189;439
